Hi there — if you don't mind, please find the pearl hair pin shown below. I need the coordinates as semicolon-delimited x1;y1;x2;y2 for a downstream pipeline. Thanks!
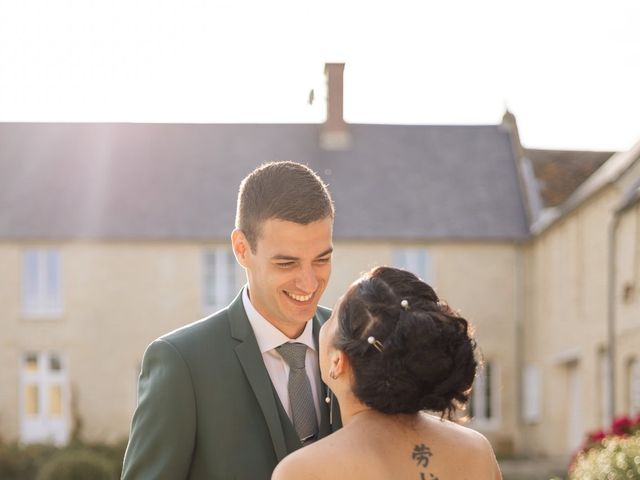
401;299;409;310
367;335;384;352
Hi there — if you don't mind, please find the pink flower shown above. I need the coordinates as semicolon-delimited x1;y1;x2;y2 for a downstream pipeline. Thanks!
587;429;607;443
611;415;632;436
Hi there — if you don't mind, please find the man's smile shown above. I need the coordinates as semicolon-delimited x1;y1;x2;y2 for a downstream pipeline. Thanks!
284;290;315;303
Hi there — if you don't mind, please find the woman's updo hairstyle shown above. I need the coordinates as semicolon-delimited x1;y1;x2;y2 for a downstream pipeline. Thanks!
333;266;478;419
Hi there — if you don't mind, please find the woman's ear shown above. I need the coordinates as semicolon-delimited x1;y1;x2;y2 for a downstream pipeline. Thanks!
333;350;350;378
231;229;250;268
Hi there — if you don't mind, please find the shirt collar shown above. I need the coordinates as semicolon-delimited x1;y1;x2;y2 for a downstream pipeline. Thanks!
242;286;316;354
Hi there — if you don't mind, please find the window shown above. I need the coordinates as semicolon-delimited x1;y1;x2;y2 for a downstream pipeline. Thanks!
599;350;612;427
629;358;640;415
522;364;541;423
23;250;62;317
392;248;432;283
203;248;243;313
469;361;500;428
20;352;69;445
566;361;583;452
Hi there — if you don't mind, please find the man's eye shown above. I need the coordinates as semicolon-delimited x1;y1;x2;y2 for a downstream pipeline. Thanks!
276;262;295;268
316;257;331;264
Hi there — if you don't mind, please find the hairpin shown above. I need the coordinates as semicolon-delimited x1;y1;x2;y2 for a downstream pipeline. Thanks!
401;299;410;310
367;335;384;352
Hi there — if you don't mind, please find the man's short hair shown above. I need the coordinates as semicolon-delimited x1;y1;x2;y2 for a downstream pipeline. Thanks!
236;161;334;252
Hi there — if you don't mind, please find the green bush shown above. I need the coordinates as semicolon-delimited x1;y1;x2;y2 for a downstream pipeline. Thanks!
0;439;127;480
81;438;128;478
569;434;640;479
0;442;58;480
36;449;116;480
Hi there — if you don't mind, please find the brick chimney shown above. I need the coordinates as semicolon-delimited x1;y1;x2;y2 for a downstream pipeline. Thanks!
320;63;351;150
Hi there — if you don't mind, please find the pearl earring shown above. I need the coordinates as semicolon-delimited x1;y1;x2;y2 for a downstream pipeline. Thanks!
324;388;335;426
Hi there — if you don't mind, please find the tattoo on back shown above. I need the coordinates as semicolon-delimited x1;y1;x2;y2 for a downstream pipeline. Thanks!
412;444;439;480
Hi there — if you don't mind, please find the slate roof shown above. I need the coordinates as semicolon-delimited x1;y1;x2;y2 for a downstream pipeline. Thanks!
0;122;530;241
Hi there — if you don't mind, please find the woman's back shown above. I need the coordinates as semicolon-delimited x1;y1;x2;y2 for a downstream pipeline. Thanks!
273;411;501;480
273;266;501;480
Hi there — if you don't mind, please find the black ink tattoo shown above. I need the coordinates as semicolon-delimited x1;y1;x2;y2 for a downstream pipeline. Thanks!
413;444;438;480
419;473;438;480
412;444;433;468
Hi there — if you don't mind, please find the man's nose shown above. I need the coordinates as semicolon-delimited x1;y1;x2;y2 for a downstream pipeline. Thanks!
296;265;319;293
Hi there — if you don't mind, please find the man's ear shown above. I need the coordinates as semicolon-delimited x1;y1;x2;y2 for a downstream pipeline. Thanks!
231;229;250;268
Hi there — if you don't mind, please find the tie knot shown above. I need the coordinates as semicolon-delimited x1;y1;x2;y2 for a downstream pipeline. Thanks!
277;342;307;370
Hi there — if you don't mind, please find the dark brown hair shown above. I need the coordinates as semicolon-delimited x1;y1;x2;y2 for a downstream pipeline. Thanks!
334;266;478;419
235;161;334;252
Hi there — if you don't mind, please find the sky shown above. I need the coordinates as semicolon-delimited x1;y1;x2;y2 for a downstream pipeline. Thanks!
0;0;638;151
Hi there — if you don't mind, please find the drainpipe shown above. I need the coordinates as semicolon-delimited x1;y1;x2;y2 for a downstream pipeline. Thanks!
607;212;621;422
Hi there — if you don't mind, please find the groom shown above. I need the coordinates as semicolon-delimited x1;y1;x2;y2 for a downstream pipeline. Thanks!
122;161;341;479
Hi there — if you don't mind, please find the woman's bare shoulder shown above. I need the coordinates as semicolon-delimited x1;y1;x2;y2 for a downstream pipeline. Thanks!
272;450;322;480
425;414;489;443
272;430;350;480
421;415;502;478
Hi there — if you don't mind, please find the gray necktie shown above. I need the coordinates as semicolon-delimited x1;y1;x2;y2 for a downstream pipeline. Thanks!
276;342;318;444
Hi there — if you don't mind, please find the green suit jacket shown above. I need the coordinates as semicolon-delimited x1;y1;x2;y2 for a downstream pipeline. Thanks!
121;290;341;480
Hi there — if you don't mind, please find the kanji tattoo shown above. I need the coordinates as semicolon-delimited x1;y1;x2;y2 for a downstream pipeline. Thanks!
412;444;433;468
419;473;439;480
413;444;438;480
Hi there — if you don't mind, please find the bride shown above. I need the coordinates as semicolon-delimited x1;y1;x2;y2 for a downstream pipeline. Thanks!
272;266;501;480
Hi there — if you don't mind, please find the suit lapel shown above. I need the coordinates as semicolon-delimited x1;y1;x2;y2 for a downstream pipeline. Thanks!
228;293;288;461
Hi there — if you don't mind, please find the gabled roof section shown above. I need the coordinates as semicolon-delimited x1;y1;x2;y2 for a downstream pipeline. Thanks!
323;124;529;240
0;122;530;241
525;148;614;208
531;139;640;234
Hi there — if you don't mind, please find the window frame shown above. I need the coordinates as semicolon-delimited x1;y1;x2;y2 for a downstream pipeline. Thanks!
469;360;501;430
22;249;63;318
19;351;70;446
522;363;542;424
392;247;432;284
202;247;243;313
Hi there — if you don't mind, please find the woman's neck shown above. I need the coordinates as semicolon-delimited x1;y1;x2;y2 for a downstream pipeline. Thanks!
335;392;378;425
336;391;424;428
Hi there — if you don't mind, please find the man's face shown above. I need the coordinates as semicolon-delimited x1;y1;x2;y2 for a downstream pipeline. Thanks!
234;217;333;338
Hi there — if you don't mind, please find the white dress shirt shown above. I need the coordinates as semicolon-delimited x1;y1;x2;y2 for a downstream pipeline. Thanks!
242;287;321;424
